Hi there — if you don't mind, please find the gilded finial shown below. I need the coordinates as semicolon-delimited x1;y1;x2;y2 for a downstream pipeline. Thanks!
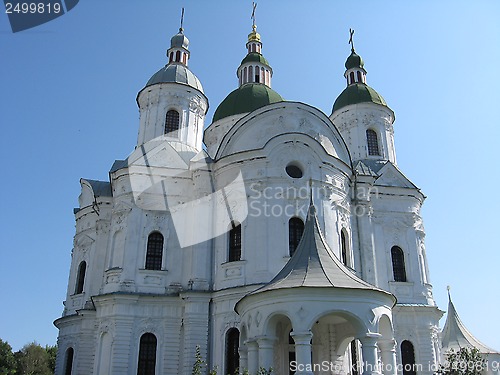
179;7;185;33
349;28;355;52
247;2;261;43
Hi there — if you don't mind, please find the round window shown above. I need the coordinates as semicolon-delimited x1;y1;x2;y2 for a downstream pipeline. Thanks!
285;163;303;179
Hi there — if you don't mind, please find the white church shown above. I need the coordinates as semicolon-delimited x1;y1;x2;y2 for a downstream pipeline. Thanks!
54;13;499;375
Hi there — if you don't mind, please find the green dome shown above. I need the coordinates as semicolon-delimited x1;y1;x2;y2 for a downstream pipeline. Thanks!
240;52;270;67
345;50;364;70
213;83;283;122
332;83;387;113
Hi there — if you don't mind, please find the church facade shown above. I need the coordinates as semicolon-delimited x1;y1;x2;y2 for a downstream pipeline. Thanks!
54;16;482;375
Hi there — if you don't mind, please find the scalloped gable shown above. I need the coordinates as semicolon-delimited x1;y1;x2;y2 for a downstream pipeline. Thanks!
215;102;351;165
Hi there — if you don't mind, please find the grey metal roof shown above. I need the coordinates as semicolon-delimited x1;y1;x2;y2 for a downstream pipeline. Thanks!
250;203;389;295
83;179;112;197
442;295;499;354
145;64;204;94
110;159;128;174
354;160;378;176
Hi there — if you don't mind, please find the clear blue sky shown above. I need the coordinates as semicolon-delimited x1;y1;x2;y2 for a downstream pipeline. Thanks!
1;0;499;352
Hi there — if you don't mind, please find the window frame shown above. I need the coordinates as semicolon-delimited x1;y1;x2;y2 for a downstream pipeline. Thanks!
164;109;180;138
401;340;416;375
228;222;242;262
225;328;240;375
366;129;381;156
145;232;164;271
75;261;86;294
137;333;157;375
391;246;407;282
288;217;304;257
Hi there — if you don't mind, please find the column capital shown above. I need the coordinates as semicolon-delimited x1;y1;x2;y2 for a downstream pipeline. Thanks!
378;339;397;351
290;330;313;344
256;336;276;349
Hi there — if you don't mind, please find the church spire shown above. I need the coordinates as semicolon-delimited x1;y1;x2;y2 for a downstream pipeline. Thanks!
344;29;367;86
166;8;190;66
236;2;273;87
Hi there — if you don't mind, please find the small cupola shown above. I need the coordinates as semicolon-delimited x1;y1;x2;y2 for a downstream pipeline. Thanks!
136;11;208;151
237;24;273;87
212;4;282;122
167;28;190;65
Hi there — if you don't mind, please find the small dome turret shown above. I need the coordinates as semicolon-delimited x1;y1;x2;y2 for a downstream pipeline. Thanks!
171;30;189;49
213;15;282;122
345;50;364;70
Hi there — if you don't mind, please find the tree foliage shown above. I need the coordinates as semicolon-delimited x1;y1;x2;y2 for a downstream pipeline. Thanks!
439;347;486;375
0;339;17;374
0;339;56;375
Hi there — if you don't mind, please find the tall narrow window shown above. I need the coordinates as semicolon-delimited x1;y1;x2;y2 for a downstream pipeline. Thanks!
366;129;380;156
225;328;240;375
341;230;348;266
145;232;163;270
137;333;157;375
228;222;241;262
165;110;180;137
64;347;74;375
350;340;359;375
357;71;363;83
391;246;407;282
349;71;355;84
288;331;296;375
401;340;416;375
175;50;181;62
75;261;86;294
289;217;304;256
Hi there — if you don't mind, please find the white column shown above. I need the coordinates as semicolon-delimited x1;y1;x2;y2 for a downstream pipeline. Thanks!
257;337;275;371
238;346;248;374
246;340;258;375
291;331;314;375
360;334;382;375
378;339;397;375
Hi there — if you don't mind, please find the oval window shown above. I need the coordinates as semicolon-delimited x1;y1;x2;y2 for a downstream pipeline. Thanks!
286;163;303;179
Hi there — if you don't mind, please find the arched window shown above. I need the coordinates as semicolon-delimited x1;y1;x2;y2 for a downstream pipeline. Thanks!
288;331;296;375
225;328;240;375
137;333;157;375
175;50;181;62
165;110;180;137
228;222;241;262
248;66;253;83
350;340;359;375
391;246;407;282
289;217;304;256
349;71;355;84
401;340;416;375
341;230;348;266
145;232;163;270
75;261;86;294
357;71;363;82
64;347;74;375
366;129;381;156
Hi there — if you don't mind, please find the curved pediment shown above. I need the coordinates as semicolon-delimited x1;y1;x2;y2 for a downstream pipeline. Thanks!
215;102;351;166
